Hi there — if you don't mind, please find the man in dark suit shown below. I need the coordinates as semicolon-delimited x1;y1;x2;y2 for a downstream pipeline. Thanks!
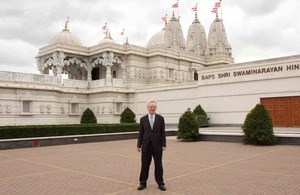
137;100;167;191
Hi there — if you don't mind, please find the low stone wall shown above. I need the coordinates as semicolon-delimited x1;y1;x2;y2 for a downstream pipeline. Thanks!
199;134;243;143
1;130;299;150
0;131;177;150
199;134;300;145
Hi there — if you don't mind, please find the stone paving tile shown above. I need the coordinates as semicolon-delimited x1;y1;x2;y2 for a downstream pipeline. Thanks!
0;145;83;159
0;159;58;179
0;137;300;195
31;152;141;184
223;148;300;176
0;154;17;162
1;171;132;195
166;167;300;195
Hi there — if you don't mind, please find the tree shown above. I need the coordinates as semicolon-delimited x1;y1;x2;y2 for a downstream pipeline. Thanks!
177;108;199;142
120;107;136;123
193;104;209;127
80;108;97;124
242;104;277;145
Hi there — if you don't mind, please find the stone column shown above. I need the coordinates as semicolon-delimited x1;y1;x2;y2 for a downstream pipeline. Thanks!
102;52;114;86
56;66;63;84
105;65;112;86
52;52;65;84
85;58;92;81
121;57;126;85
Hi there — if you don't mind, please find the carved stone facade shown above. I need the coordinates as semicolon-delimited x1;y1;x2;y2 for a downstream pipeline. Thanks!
0;13;299;127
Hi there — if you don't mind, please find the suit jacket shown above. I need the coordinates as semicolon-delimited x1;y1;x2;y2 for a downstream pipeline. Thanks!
137;114;166;152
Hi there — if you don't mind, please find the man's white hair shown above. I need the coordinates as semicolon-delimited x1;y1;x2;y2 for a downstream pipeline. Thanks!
147;100;157;106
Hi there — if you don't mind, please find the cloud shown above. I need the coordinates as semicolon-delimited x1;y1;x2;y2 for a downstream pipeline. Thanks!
0;0;299;73
223;0;300;62
225;0;282;16
0;39;39;73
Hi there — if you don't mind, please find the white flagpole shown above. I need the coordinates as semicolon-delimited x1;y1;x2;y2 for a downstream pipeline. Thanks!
177;0;180;20
122;29;125;44
220;0;223;19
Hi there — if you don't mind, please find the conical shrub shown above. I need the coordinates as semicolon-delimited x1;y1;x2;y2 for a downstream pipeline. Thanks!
193;104;209;127
120;107;136;123
193;105;207;115
80;108;97;124
242;104;277;145
177;108;199;142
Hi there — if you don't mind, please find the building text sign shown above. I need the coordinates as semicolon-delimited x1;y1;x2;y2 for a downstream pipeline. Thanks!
201;64;299;80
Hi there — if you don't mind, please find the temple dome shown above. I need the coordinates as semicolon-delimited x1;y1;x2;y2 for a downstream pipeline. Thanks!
49;28;82;46
147;29;165;47
98;34;115;45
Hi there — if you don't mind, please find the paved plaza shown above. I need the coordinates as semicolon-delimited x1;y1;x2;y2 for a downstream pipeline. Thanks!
1;137;300;195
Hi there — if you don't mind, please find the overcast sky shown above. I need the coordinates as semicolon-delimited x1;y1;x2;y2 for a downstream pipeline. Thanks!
0;0;299;74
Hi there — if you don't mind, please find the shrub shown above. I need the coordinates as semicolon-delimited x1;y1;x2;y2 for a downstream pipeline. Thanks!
193;105;210;127
80;108;97;124
120;107;136;123
177;108;199;142
242;104;277;145
193;105;207;115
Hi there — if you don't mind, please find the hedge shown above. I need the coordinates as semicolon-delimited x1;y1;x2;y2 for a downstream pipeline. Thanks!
0;123;139;139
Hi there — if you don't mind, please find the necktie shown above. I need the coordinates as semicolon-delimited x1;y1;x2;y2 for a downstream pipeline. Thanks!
150;116;154;129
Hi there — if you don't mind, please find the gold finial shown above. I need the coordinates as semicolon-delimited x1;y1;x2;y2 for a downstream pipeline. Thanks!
124;37;129;45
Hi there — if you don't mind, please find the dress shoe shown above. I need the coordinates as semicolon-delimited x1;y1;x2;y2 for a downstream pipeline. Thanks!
158;185;166;191
137;185;146;190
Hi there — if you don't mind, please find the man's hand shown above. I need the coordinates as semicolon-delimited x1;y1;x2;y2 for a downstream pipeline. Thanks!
137;147;142;152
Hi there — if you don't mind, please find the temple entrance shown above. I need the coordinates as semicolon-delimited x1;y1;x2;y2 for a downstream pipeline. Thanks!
261;96;300;127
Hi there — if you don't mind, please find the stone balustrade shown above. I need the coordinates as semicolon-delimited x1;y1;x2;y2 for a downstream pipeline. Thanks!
90;79;106;88
0;71;60;84
63;79;89;88
0;71;125;88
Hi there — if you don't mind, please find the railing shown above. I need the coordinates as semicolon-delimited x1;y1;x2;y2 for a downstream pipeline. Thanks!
90;79;106;88
0;71;125;88
63;79;89;88
112;79;124;86
89;79;124;88
0;71;60;84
